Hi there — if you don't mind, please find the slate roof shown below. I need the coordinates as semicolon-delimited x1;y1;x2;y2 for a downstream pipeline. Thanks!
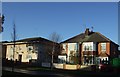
99;52;110;57
61;31;115;44
17;37;49;42
2;37;59;45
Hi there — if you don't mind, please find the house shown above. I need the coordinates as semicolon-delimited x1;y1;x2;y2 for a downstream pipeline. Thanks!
2;37;60;66
59;28;119;65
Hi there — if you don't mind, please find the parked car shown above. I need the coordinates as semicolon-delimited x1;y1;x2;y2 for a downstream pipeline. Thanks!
97;63;113;72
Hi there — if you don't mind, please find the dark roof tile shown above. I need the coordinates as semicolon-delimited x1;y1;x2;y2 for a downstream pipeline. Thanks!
61;32;111;43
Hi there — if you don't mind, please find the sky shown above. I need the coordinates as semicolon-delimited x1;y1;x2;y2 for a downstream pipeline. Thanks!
2;2;118;44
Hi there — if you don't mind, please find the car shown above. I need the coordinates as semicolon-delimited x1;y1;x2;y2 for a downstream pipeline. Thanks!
97;63;113;72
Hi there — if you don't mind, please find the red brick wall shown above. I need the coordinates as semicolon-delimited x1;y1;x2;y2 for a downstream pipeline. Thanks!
106;43;110;55
98;42;110;56
98;43;101;55
110;42;119;58
98;42;119;58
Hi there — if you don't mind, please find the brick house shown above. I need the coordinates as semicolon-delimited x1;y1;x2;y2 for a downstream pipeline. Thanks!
2;37;60;65
59;28;119;65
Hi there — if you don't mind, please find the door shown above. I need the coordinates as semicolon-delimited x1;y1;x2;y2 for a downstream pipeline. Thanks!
18;55;22;62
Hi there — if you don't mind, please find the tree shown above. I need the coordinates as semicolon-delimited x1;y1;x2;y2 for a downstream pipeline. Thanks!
2;15;5;24
49;32;62;69
0;15;5;32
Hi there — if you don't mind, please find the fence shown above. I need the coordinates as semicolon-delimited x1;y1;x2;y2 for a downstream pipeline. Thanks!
41;62;51;68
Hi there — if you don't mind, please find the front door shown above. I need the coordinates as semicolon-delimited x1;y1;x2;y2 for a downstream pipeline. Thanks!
18;55;22;62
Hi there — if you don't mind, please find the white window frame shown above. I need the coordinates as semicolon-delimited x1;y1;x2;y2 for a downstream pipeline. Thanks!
83;43;93;51
101;43;106;52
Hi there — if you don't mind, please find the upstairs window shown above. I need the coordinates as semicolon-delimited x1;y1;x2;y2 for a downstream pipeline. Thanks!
82;42;96;51
101;43;106;52
27;46;33;53
83;44;93;51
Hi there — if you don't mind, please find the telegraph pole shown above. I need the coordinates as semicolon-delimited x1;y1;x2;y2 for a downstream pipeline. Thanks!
12;23;16;72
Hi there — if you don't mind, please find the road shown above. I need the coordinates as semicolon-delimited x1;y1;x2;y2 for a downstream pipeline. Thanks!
2;67;120;77
2;67;73;77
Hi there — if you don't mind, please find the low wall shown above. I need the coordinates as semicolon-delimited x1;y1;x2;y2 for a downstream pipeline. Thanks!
53;63;64;69
65;64;80;70
41;62;80;70
80;65;92;71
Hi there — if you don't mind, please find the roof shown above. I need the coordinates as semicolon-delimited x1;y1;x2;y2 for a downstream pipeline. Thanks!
99;52;109;57
2;37;58;45
16;37;57;44
61;32;112;43
17;37;48;42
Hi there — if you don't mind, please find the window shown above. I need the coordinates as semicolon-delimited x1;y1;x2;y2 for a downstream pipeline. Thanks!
89;46;92;51
58;56;66;64
101;43;106;52
27;46;33;52
84;46;87;51
83;45;93;51
74;44;78;51
85;45;89;51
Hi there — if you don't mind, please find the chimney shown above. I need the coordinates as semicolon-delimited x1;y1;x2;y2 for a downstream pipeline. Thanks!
85;28;90;35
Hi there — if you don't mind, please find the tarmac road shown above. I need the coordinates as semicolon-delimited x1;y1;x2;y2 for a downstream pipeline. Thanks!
2;67;120;77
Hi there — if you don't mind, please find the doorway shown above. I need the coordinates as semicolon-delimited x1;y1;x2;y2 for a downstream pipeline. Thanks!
18;55;22;62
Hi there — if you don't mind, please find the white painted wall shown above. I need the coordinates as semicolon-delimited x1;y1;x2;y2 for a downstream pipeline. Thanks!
6;45;13;60
65;64;77;70
53;63;63;69
6;43;38;62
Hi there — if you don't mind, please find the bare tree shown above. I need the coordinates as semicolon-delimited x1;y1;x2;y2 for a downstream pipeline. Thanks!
2;15;5;24
0;15;5;32
49;32;62;69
